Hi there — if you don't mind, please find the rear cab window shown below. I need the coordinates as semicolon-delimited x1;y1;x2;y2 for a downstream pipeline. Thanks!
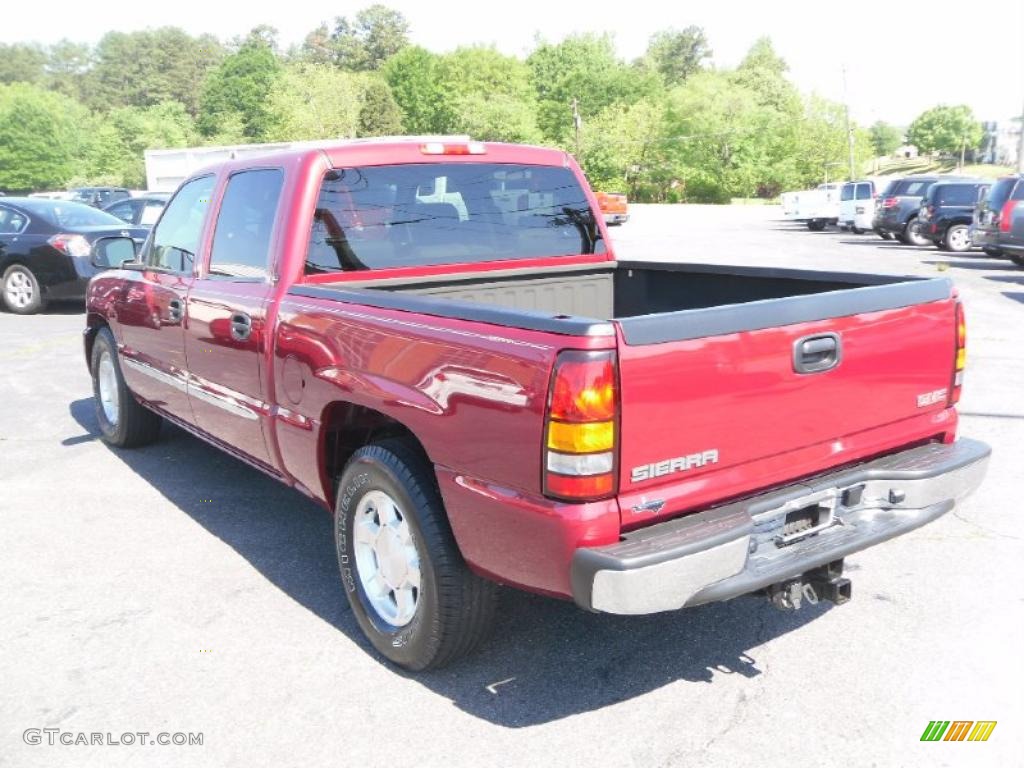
304;163;605;274
855;183;872;200
840;184;855;202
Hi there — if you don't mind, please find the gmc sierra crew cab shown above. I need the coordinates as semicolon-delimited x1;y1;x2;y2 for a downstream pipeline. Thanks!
83;138;990;670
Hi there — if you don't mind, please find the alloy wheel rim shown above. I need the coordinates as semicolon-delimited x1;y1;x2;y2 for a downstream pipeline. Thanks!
352;490;421;627
97;350;120;426
950;228;969;250
5;271;33;308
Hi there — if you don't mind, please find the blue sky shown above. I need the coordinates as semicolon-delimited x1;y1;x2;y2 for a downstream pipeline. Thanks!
5;0;1023;126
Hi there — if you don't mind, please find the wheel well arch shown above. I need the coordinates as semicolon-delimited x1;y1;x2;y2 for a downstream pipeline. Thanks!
83;313;109;365
318;401;431;508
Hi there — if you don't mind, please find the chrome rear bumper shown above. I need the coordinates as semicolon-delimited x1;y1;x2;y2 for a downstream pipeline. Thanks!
571;438;991;614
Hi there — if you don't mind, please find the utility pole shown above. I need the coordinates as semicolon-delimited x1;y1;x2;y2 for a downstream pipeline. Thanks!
842;66;856;180
571;97;582;157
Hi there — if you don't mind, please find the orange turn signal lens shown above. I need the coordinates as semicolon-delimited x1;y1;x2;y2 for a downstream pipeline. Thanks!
547;420;614;453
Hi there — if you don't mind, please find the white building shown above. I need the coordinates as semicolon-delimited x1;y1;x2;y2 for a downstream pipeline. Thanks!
979;120;1021;167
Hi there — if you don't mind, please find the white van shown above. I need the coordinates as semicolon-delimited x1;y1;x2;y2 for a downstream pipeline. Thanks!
838;181;876;234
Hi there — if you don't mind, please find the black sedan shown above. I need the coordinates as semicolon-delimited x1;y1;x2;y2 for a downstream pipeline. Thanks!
0;198;147;314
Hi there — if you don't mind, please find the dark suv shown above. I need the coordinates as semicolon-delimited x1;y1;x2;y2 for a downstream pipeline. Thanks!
972;175;1024;266
69;187;131;209
917;180;990;252
873;175;947;246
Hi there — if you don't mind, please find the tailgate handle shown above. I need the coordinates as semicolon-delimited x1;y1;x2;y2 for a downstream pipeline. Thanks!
794;333;841;374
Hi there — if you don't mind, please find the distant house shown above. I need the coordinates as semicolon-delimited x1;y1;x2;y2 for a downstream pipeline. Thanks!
979;120;1021;166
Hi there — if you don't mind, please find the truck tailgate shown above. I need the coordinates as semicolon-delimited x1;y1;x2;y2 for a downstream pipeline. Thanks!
616;292;958;526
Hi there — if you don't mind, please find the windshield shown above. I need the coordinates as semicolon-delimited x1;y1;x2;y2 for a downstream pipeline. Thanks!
17;199;125;228
305;163;606;273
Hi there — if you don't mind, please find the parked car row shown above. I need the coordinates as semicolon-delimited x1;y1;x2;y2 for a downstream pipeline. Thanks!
794;173;1024;266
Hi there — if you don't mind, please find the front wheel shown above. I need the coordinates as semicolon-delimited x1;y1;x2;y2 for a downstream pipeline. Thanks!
944;224;972;253
2;264;45;314
877;230;893;241
1009;252;1024;268
90;327;163;447
807;219;826;231
335;439;496;670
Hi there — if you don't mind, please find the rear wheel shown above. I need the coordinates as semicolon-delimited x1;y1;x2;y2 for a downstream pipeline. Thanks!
90;327;163;447
2;264;45;315
852;227;864;235
335;438;496;670
944;224;972;253
877;231;893;241
807;219;826;231
902;217;929;247
1009;253;1024;268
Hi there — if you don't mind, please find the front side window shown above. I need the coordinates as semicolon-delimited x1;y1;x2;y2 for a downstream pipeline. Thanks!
148;175;215;273
208;169;284;279
106;201;136;223
305;163;605;274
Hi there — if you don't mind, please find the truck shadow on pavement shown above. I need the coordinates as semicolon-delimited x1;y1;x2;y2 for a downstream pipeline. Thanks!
69;397;830;728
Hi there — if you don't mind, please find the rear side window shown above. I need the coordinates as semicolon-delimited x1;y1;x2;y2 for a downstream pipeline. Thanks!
856;183;872;200
985;178;1020;209
840;184;855;201
893;179;933;197
0;206;29;234
305;163;605;274
148;175;215;273
208;169;284;279
933;185;981;206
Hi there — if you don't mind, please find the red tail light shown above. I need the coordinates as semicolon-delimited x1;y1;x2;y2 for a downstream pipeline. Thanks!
543;350;618;501
950;301;966;405
998;200;1017;233
882;197;899;209
48;233;92;258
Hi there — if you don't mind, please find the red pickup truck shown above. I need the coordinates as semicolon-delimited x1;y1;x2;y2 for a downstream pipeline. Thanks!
83;139;990;670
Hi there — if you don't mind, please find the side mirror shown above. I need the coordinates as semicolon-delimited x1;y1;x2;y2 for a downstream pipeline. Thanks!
91;236;137;269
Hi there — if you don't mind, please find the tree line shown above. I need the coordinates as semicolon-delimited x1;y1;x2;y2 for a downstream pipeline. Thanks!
0;5;985;201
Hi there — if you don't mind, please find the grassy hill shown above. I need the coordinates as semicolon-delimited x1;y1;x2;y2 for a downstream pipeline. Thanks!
872;157;1016;179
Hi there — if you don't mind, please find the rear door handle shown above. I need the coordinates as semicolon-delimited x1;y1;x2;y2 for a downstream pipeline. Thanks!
167;298;183;323
230;312;252;341
794;333;841;374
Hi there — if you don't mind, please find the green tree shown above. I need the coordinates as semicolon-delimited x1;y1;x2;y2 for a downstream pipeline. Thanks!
198;32;282;141
435;46;542;141
527;34;661;145
45;40;93;102
642;27;711;86
265;63;363;141
0;43;48;85
869;121;903;157
357;76;404;136
331;5;409;71
578;99;668;198
383;46;445;133
0;83;83;191
907;105;983;159
732;37;800;114
88;28;223;115
297;22;334;65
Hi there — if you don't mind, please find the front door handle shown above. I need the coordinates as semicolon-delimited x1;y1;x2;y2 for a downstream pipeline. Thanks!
167;298;183;323
230;312;252;341
793;333;841;374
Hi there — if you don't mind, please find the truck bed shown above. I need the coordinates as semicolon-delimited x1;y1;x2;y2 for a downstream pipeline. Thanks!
293;261;951;345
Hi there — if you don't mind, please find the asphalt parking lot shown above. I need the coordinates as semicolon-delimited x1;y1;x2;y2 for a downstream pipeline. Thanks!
1;204;1021;768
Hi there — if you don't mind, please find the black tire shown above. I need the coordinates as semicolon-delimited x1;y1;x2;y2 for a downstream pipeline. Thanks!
852;227;864;235
2;263;46;315
806;219;826;231
90;327;162;447
335;438;496;670
1009;252;1024;268
944;224;972;253
903;217;929;247
982;247;1003;258
877;230;893;241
